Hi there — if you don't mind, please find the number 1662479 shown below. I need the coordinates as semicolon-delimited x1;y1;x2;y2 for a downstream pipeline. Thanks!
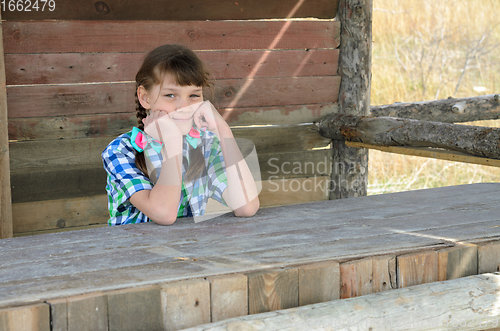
1;0;56;12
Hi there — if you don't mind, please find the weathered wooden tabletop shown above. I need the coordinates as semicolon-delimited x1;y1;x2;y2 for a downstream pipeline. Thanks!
1;183;499;309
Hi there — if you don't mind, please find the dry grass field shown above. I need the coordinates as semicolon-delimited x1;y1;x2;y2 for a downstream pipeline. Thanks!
368;0;500;195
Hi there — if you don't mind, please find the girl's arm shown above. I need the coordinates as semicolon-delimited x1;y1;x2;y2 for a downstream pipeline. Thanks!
130;115;184;225
215;121;260;217
194;102;259;217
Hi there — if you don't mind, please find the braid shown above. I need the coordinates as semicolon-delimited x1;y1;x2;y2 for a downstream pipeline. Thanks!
135;86;147;131
134;85;149;178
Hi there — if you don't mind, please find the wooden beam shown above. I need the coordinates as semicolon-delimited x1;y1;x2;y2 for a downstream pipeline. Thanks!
186;274;500;330
330;0;372;199
345;141;500;167
319;114;500;160
1;0;339;21
3;20;340;54
371;94;500;123
0;11;13;239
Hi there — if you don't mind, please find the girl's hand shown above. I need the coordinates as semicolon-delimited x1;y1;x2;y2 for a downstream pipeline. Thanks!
143;110;182;141
143;110;183;159
193;101;225;132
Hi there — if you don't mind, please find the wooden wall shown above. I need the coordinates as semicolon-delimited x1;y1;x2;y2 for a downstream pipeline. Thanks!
2;0;341;235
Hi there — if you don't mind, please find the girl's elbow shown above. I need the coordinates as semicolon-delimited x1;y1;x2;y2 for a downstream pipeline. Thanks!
149;207;177;225
234;198;259;217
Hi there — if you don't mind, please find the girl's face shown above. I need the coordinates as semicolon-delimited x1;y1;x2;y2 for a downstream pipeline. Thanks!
138;74;204;135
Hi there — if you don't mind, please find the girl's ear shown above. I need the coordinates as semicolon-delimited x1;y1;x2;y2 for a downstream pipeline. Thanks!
137;86;151;110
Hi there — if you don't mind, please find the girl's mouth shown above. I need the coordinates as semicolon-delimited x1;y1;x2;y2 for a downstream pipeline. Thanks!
173;117;192;122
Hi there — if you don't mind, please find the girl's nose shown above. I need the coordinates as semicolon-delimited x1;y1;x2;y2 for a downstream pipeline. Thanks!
176;98;190;111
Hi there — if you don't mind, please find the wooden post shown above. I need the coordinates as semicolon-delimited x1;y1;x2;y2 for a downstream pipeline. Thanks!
331;0;372;199
0;12;13;239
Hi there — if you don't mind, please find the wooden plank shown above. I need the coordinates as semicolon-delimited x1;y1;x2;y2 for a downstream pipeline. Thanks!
183;274;500;331
397;250;438;288
11;167;106;203
298;261;340;306
0;303;50;331
372;255;396;293
6;77;340;118
3;20;341;54
161;279;210;331
5;49;339;85
47;293;109;331
247;268;298;315
206;274;248;322
9;125;330;173
1;0;339;21
107;286;162;331
10;149;331;204
11;175;329;234
340;257;372;299
478;241;500;274
7;104;338;141
45;298;68;331
346;141;500;168
12;195;109;234
0;10;13;239
438;244;478;281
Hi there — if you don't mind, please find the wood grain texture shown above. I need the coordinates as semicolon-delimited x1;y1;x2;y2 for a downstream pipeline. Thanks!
329;0;372;199
371;94;500;123
1;0;339;21
438;244;478;281
6;77;340;118
206;274;248;322
66;293;108;331
340;256;394;299
0;303;50;331
9;124;330;173
7;104;339;141
46;298;68;331
0;11;13;239
3;20;341;54
161;279;210;331
107;286;162;331
183;274;500;331
320;114;500;160
9;149;331;204
478;241;500;274
248;268;298;314
11;175;330;234
397;251;438;288
345;141;500;168
12;195;109;234
1;184;499;309
298;261;340;306
5;49;339;85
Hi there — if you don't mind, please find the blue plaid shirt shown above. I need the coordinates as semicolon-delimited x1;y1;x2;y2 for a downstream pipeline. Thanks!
102;129;227;226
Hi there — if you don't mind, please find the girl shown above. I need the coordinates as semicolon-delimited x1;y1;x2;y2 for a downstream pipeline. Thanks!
102;44;260;226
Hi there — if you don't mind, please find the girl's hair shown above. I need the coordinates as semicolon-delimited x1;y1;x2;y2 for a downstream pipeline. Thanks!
135;44;210;183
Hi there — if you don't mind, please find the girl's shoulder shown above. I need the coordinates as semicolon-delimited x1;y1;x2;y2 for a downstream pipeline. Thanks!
102;130;135;159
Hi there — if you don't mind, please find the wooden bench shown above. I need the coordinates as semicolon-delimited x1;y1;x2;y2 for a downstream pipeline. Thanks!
1;183;500;330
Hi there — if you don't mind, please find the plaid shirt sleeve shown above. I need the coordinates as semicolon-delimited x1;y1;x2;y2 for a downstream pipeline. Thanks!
102;133;153;225
206;134;228;206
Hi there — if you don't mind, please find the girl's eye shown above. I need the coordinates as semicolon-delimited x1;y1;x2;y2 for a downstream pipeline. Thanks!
190;94;201;98
164;94;175;98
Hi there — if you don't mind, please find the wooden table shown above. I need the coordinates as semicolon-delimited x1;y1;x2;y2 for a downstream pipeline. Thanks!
1;183;500;330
